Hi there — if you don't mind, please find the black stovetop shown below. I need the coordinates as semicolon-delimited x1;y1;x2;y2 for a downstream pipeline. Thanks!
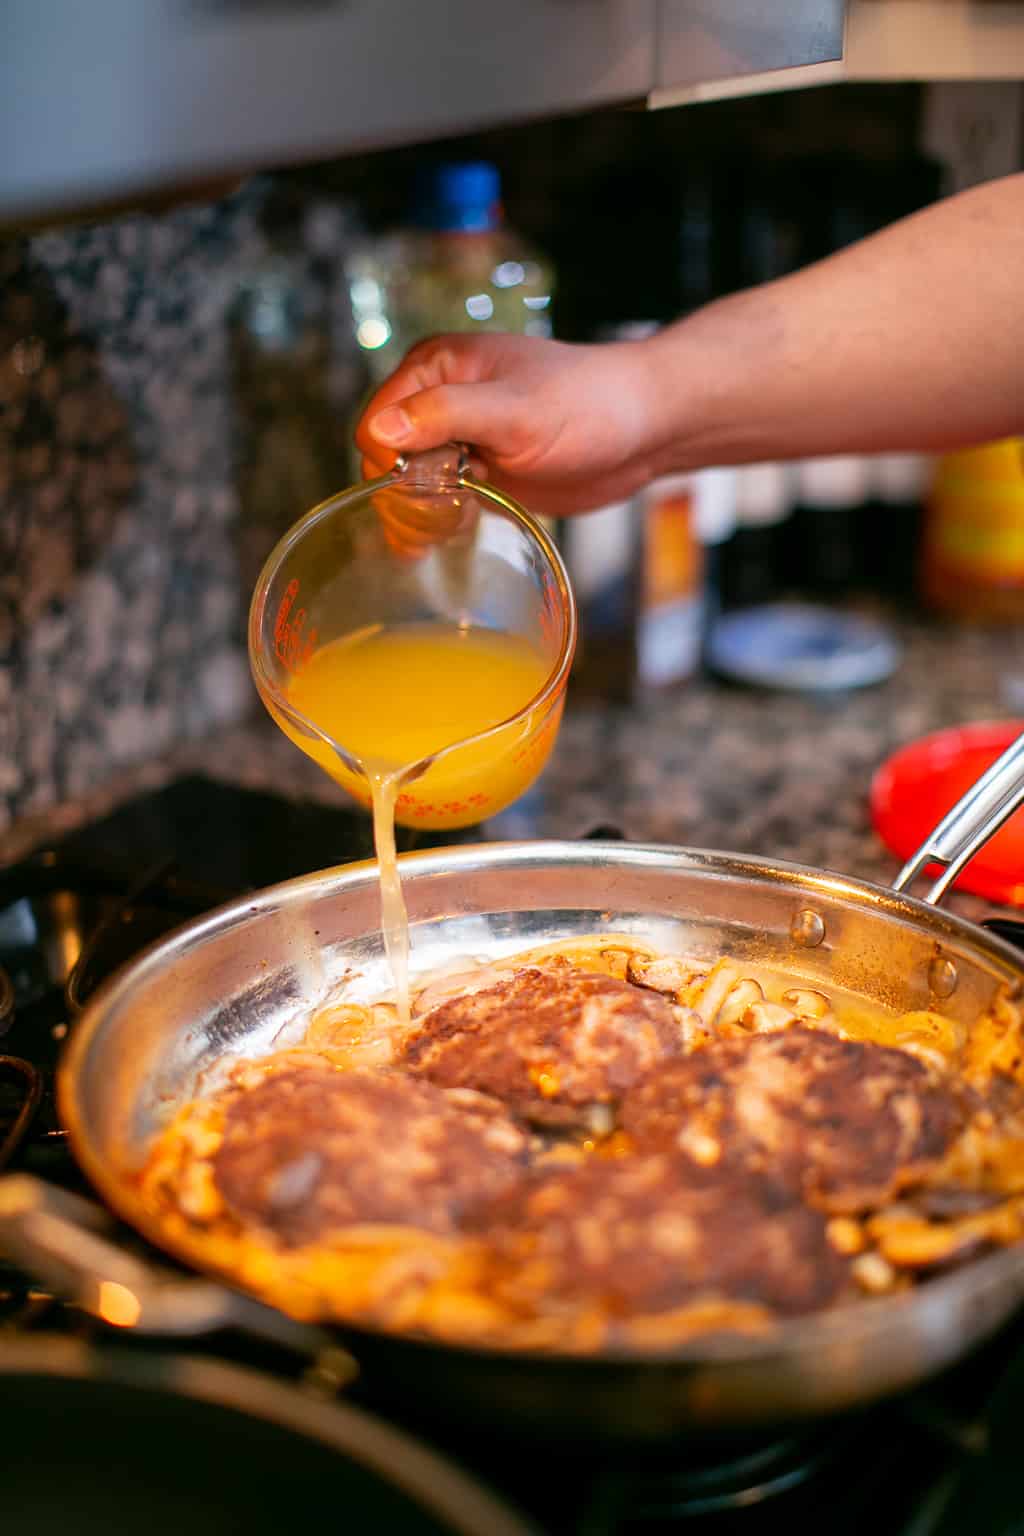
3;775;1024;1536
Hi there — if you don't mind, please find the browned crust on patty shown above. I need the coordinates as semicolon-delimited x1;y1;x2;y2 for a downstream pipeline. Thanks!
621;1027;968;1213
399;966;683;1127
471;1154;849;1318
213;1063;528;1245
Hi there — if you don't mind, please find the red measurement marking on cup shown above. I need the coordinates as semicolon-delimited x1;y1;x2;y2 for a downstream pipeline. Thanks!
513;712;557;766
274;580;317;671
274;580;299;657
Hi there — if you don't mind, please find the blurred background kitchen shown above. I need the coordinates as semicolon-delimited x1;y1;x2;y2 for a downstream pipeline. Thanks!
2;2;1024;899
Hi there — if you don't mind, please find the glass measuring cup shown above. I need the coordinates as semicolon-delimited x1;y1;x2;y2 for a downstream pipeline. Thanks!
248;444;577;830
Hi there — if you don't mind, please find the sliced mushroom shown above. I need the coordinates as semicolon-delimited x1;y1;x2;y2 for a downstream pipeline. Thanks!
627;954;707;999
714;978;765;1033
740;1001;798;1034
781;988;831;1021
691;961;741;1026
867;1214;981;1269
868;1198;1024;1269
598;948;637;980
850;1251;897;1294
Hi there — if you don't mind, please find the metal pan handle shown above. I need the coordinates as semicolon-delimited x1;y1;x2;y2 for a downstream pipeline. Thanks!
0;1174;354;1384
891;729;1024;905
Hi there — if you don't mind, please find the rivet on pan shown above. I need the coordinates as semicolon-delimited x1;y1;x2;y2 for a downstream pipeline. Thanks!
929;954;958;1001
303;1346;360;1396
791;909;825;948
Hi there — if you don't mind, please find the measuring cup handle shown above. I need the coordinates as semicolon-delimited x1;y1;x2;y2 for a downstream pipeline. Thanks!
891;729;1024;905
392;443;471;486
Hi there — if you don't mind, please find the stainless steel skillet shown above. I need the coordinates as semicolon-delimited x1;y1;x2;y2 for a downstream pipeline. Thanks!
4;733;1024;1447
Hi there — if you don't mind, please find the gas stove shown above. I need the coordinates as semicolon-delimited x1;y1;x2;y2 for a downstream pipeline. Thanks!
2;775;1024;1536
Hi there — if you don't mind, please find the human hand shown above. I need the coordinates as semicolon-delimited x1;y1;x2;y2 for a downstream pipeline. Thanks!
355;332;664;520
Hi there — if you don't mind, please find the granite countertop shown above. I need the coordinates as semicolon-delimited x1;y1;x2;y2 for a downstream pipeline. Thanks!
5;615;1023;926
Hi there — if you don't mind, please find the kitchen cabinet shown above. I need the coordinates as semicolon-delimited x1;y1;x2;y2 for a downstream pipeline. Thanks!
5;0;843;223
652;1;1024;107
654;0;845;93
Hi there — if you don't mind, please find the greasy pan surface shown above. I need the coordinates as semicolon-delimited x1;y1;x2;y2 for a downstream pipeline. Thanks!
59;842;1024;1443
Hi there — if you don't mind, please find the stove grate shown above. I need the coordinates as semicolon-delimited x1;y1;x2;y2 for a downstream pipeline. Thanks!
0;1054;43;1173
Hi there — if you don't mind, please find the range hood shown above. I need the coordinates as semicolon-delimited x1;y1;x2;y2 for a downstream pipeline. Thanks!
2;1;1020;224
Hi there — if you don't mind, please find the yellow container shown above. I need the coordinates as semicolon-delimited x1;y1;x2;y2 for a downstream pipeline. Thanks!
921;438;1024;620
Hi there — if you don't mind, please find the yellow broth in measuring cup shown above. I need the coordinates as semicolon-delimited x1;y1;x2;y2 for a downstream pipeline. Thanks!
279;620;560;830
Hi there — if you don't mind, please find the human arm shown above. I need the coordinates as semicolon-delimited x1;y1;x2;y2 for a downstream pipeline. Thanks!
356;173;1024;518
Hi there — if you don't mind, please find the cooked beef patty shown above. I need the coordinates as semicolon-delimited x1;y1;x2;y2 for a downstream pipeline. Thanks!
621;1027;967;1213
213;1064;528;1245
473;1154;848;1317
399;966;684;1128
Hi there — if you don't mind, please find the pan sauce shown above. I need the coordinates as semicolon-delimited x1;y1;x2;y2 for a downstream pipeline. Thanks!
139;936;1024;1354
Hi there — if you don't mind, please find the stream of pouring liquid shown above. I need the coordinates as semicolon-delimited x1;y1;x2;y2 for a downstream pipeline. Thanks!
367;768;411;1027
285;622;553;1026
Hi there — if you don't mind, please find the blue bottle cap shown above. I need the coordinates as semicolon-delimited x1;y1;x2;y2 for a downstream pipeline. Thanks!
413;162;502;232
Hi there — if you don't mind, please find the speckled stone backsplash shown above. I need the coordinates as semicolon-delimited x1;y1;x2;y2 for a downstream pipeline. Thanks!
0;180;362;832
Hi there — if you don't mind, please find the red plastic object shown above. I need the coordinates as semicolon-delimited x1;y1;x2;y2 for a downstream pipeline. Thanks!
870;720;1024;907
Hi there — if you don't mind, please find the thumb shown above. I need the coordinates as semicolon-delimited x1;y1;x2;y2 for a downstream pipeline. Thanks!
360;381;528;465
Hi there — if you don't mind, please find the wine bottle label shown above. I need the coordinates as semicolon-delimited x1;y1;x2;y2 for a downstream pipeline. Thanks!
638;476;703;685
